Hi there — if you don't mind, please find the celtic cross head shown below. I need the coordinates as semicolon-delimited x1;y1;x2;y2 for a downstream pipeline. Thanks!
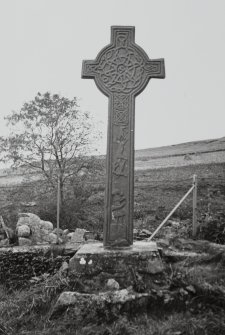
82;26;165;97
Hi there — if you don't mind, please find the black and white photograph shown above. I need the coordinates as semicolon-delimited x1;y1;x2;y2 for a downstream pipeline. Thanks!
0;1;225;334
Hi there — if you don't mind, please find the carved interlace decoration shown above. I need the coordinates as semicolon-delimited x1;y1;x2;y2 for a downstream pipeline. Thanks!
113;94;129;125
92;47;145;93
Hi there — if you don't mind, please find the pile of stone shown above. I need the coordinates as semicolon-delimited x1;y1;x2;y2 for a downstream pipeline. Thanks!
16;213;57;246
0;211;92;248
16;213;89;246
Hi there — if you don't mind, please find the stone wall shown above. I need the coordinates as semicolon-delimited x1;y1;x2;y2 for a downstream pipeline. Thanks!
0;244;71;288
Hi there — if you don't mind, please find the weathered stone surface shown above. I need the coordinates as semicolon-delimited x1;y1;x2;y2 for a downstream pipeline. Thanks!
82;26;165;247
63;242;81;256
41;220;53;231
70;228;86;243
84;231;95;240
17;224;31;237
69;241;164;287
48;233;58;244
0;244;70;287
67;232;73;240
53;228;64;236
17;213;39;228
16;213;53;244
51;289;150;321
157;239;170;248
106;278;120;290
18;237;32;246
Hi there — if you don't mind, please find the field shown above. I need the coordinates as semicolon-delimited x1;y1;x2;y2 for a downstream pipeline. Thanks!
134;162;225;234
0;137;225;334
0;137;225;231
1;136;225;183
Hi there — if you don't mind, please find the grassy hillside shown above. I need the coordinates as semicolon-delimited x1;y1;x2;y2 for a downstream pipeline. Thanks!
1;136;224;184
135;136;225;159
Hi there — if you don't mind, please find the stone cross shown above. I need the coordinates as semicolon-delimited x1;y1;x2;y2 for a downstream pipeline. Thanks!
82;26;165;248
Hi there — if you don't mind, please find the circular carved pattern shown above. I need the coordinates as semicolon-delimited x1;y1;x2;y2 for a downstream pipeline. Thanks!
96;47;146;94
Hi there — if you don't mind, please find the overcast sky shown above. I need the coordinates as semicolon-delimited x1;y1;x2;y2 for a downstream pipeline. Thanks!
0;0;225;155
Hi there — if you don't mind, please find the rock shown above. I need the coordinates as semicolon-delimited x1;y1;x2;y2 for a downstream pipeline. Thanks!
59;261;69;274
70;228;86;243
63;229;69;235
17;213;38;227
168;220;180;228
141;229;152;236
63;242;81;256
84;231;95;240
41;221;53;231
186;285;196;294
16;213;53;244
162;249;205;262
0;238;9;247
164;227;176;239
53;228;64;236
69;241;164;288
106;278;120;290
67;232;74;240
17;224;31;237
18;237;32;246
157;239;170;248
48;233;58;244
40;221;53;243
144;215;156;224
85;239;98;244
20;201;36;207
51;289;151;321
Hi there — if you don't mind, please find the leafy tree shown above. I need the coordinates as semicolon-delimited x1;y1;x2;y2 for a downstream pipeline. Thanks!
3;92;102;206
0;136;5;163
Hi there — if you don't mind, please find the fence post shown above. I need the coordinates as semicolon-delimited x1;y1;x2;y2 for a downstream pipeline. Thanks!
57;175;60;244
192;174;197;237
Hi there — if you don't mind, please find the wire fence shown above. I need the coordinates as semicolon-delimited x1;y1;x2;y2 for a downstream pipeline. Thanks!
0;171;224;242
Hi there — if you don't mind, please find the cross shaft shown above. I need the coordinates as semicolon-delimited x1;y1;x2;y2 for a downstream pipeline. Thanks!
82;26;165;247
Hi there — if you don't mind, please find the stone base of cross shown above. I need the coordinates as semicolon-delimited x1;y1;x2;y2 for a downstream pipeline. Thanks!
82;26;165;248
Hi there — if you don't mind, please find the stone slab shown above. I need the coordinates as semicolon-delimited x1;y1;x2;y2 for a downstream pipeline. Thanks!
50;289;151;321
69;241;164;287
70;228;86;243
75;241;158;255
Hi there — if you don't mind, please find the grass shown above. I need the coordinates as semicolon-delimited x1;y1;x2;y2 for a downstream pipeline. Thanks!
1;144;225;334
1;251;225;335
0;271;70;334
